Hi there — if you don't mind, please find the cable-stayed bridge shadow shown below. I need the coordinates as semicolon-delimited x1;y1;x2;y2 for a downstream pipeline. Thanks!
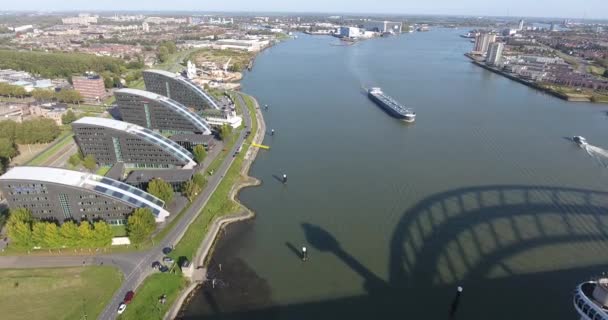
183;185;608;320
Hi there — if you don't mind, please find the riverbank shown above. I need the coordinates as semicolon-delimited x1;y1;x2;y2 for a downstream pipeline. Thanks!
465;53;608;103
164;93;266;320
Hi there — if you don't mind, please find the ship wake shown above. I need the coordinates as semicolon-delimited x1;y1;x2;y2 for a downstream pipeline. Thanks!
583;144;608;168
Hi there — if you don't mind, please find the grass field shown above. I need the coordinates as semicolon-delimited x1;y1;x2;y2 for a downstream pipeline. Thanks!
118;273;186;320
0;266;122;320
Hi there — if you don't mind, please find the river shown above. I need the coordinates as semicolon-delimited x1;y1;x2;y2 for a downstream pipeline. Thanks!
181;29;608;319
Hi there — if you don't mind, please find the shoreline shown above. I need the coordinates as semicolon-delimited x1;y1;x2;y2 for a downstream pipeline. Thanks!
164;92;266;320
465;53;605;104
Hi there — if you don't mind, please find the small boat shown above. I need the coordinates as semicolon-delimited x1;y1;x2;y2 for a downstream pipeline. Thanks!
573;136;588;147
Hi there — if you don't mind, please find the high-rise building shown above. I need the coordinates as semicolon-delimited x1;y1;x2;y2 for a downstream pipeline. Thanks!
143;69;221;111
72;75;106;100
518;19;525;31
72;117;197;168
362;20;403;33
142;22;150;32
473;33;497;55
0;166;170;224
114;88;212;135
486;42;505;66
186;60;197;79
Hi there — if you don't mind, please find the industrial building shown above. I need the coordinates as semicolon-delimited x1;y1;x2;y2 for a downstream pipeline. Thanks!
143;69;221;111
363;20;403;34
114;88;213;135
0;166;170;224
72;117;196;169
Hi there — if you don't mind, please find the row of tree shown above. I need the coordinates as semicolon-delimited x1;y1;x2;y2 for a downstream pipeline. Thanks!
6;208;114;249
31;88;83;104
0;82;27;98
67;151;96;171
0;49;125;79
0;118;61;145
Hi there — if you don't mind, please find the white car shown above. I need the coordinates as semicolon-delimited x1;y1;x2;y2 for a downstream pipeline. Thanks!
117;303;127;314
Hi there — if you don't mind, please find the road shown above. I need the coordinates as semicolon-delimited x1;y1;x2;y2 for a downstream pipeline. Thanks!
96;93;253;320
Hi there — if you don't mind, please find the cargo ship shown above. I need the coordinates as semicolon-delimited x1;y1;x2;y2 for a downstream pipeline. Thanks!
368;87;416;122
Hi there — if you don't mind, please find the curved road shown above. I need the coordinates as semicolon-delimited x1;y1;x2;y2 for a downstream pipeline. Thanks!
0;95;253;320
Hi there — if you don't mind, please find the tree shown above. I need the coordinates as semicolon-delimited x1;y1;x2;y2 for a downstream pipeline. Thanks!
604;69;608;78
0;138;18;162
193;145;207;163
68;153;81;167
219;124;232;141
103;75;113;89
44;223;62;248
31;222;47;247
82;154;96;171
92;221;113;247
126;208;156;244
55;89;83;104
192;172;206;188
60;221;80;247
78;221;94;247
31;89;55;102
147;178;174;204
157;46;169;63
181;180;201;202
61;110;77;125
6;208;33;248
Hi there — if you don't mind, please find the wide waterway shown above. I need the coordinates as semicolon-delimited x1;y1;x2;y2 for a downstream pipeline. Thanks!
182;29;608;319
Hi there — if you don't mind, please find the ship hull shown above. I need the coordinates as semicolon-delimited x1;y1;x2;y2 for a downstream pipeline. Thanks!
368;92;414;122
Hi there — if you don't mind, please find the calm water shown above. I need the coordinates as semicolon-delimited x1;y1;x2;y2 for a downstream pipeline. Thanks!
182;29;608;319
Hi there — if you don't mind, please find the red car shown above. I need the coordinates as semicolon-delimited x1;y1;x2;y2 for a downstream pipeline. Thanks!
124;291;135;304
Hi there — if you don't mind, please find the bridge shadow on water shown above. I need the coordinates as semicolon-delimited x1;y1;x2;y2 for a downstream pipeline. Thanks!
181;185;608;320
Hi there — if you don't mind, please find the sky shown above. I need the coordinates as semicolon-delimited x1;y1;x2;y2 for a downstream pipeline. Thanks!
3;0;608;20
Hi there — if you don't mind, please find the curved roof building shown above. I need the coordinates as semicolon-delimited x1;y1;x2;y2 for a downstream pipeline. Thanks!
115;88;212;135
0;166;170;223
72;117;196;168
143;69;221;110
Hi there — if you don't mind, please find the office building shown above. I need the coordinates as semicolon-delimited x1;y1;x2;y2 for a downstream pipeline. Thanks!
142;22;150;32
72;117;196;169
0;166;170;224
363;20;402;33
338;26;362;38
486;42;505;66
125;168;195;192
518;19;525;31
473;33;497;55
143;69;221;111
114;88;212;135
72;75;106;100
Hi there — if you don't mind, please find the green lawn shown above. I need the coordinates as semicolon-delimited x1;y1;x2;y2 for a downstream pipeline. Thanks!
118;273;186;320
0;266;122;320
112;225;127;237
96;166;112;176
26;132;74;166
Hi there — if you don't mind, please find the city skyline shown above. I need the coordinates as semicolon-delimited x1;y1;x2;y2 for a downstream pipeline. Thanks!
2;0;608;20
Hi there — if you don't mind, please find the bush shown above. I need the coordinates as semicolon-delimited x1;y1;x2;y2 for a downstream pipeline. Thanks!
193;145;206;163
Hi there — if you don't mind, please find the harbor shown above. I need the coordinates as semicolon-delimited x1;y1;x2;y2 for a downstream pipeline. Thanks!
181;29;608;319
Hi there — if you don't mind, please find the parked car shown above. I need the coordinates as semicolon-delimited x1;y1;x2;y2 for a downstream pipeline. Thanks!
162;257;174;264
151;261;161;269
124;291;135;304
162;247;172;255
159;265;169;273
117;303;127;314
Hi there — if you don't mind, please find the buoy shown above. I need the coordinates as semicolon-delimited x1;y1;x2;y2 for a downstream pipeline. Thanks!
301;246;308;261
282;174;287;184
449;286;463;318
271;129;275;136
